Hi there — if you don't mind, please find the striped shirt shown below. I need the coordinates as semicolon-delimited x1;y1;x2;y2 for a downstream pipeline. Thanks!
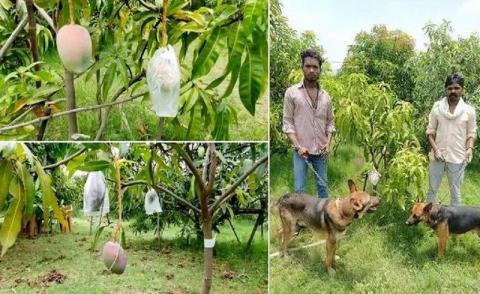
282;81;336;155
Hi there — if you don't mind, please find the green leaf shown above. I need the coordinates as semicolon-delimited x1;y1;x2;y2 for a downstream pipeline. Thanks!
0;159;12;209
247;173;257;193
90;225;108;251
188;175;196;201
0;178;24;256
235;188;246;205
35;161;67;230
238;48;264;115
78;160;113;172
192;27;226;79
102;63;117;101
16;162;34;220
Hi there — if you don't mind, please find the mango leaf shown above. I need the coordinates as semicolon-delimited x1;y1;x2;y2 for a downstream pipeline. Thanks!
192;27;226;79
239;48;264;115
247;173;257;193
35;161;68;230
0;159;12;209
90;224;108;251
77;160;113;172
16;162;34;220
188;175;196;201
0;177;24;256
102;63;117;101
242;0;264;36
235;188;246;205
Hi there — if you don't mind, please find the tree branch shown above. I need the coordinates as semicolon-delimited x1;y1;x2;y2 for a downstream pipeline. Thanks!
210;154;268;214
205;143;217;195
0;91;148;134
174;144;207;193
34;3;56;33
43;147;87;170
121;179;201;214
0;16;28;61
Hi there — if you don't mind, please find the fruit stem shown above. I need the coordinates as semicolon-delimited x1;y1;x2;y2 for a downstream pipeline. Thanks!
161;0;168;47
68;0;74;24
113;159;123;242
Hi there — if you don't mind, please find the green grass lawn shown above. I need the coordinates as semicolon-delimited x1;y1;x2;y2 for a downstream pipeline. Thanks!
19;46;267;141
269;144;480;293
0;216;267;293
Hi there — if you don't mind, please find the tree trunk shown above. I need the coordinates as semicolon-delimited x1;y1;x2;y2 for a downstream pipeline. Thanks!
64;69;78;137
201;218;213;294
26;0;40;87
157;117;165;140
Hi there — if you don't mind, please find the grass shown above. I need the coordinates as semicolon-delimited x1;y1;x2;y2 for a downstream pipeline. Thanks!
20;45;267;141
0;215;267;293
269;144;480;293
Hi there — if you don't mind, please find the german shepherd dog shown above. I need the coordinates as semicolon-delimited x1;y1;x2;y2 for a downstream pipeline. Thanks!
407;202;480;259
271;180;380;274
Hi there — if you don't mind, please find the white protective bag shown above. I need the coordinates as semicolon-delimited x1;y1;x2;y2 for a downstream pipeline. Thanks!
83;171;110;216
146;45;181;117
144;189;162;215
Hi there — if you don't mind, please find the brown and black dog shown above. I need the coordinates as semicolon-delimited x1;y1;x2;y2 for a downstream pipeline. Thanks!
406;202;480;259
272;180;380;274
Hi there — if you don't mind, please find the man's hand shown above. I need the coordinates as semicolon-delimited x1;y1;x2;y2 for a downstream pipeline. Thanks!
465;147;473;164
297;147;309;159
320;144;329;155
434;149;445;161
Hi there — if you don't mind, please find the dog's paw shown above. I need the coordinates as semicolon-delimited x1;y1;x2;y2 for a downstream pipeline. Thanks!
327;267;336;276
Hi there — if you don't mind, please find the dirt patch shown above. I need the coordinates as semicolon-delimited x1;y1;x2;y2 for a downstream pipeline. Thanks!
12;269;67;290
40;269;66;284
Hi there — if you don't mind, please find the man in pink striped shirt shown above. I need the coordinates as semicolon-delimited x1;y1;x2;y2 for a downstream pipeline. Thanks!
282;49;336;198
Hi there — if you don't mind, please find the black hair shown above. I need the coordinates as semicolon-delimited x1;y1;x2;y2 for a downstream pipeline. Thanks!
301;49;323;67
445;73;464;88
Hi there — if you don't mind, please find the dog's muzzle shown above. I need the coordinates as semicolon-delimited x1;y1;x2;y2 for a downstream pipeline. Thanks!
366;196;380;213
405;217;420;226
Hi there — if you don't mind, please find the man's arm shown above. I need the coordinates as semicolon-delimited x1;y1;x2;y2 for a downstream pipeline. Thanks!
426;106;444;161
282;89;308;158
464;107;477;163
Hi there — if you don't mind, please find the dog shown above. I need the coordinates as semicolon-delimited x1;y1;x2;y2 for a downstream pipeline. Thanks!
22;214;40;238
406;202;480;259
271;179;380;275
60;205;73;233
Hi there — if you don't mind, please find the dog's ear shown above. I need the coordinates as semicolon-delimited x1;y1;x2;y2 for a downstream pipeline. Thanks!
423;202;433;213
348;179;357;193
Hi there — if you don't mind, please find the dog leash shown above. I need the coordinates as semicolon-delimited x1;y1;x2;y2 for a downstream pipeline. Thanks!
302;157;330;192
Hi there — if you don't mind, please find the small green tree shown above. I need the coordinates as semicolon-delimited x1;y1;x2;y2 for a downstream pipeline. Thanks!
341;25;415;101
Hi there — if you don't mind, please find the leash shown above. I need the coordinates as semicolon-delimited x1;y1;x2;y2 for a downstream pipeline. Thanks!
302;156;330;193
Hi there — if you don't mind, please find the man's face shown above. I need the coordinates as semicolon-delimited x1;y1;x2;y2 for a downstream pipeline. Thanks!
446;83;464;101
302;57;320;82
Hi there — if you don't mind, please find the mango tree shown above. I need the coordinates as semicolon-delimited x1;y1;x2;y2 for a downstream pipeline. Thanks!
322;73;427;209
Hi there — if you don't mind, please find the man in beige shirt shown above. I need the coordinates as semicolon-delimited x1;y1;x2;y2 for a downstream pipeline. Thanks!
426;73;477;205
282;49;335;198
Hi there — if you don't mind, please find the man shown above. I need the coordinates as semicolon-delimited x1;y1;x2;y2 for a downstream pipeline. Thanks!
426;73;477;205
282;49;335;198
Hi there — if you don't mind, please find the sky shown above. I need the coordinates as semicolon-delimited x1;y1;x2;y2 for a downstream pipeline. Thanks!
280;0;480;71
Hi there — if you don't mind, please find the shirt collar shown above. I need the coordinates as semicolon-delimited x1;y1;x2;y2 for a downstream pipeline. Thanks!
296;79;321;90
